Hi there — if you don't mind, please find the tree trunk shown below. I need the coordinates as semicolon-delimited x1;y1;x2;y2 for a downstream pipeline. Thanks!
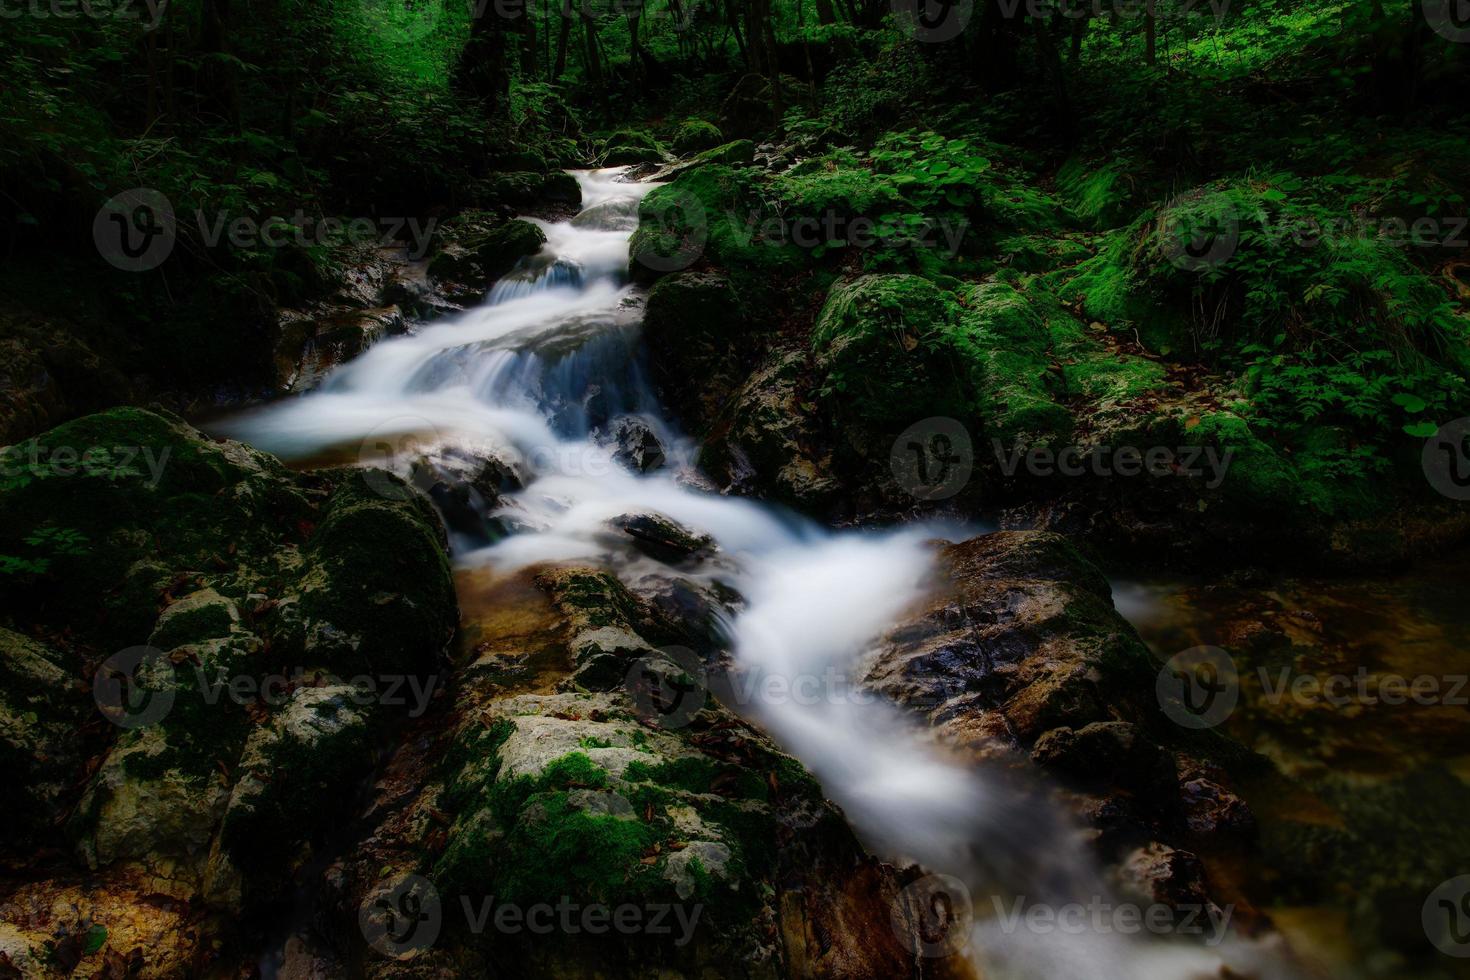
814;0;836;26
457;0;511;112
582;13;604;84
200;0;241;130
1144;0;1156;65
554;0;572;80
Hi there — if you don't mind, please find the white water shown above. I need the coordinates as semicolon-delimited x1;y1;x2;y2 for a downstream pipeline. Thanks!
217;169;1294;980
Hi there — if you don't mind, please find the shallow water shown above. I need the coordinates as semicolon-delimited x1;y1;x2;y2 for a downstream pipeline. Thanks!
1116;557;1470;979
217;168;1300;979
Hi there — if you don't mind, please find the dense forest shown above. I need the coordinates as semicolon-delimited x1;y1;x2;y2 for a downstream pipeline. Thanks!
2;0;1469;977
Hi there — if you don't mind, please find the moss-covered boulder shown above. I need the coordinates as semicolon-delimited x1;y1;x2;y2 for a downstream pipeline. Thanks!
959;282;1073;446
428;216;547;291
318;554;934;979
641;270;750;430
628;165;802;290
811;274;976;429
0;407;458;934
671;119;724;155
599;128;668;166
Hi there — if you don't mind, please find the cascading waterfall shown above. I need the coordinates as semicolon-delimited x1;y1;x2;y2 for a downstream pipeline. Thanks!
217;168;1294;980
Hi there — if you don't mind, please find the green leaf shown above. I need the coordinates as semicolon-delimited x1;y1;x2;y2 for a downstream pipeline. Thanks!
82;925;108;955
1403;421;1439;438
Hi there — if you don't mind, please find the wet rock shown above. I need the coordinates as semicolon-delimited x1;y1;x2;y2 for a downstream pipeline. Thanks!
427;216;547;293
408;444;522;543
1116;842;1214;912
1032;721;1176;796
1176;759;1257;837
273;305;405;393
603;512;716;566
698;346;839;509
865;531;1152;744
605;415;667;473
641;270;749;428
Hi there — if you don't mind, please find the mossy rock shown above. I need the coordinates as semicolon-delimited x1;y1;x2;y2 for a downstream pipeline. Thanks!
212;684;377;909
959;282;1073;446
641;271;749;431
811;274;976;430
671;119;724;154
428;218;547;287
600;128;668;166
0;407;311;648
541;170;582;206
0;628;87;842
628;165;803;290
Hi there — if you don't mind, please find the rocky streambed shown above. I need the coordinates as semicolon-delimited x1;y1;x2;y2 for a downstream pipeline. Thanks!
0;166;1462;980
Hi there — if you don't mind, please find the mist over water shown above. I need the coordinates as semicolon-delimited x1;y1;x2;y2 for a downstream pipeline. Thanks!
216;168;1293;980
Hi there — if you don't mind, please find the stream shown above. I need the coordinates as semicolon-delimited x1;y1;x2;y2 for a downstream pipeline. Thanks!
218;168;1303;979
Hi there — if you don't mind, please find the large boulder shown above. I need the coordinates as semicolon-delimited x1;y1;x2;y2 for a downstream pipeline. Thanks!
0;407;459;972
863;531;1257;883
428;216;547;294
641;270;751;431
315;559;957;979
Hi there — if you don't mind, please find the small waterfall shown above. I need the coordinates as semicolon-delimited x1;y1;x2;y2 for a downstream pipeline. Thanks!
216;168;1295;980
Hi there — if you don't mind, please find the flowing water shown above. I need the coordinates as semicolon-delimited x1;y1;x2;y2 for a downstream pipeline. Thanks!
218;169;1297;980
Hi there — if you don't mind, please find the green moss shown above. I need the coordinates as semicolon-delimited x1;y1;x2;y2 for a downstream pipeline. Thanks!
293;469;456;677
955;282;1072;445
811;274;977;429
629;165;804;291
671;119;724;154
